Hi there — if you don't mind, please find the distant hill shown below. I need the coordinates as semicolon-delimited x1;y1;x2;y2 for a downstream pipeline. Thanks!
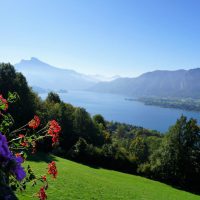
89;74;121;82
15;57;103;90
15;57;120;91
15;59;200;98
90;69;200;98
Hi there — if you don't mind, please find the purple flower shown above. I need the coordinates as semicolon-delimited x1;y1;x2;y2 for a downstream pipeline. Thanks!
0;132;12;161
11;156;26;181
0;132;26;181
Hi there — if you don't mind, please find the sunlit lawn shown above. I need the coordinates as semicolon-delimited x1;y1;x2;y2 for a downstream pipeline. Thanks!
17;153;200;200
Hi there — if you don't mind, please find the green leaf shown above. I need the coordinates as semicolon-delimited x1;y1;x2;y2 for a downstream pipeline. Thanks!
7;92;19;103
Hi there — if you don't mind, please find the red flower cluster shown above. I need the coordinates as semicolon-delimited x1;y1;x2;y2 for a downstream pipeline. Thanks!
48;120;61;145
18;134;29;147
28;115;40;129
37;187;47;200
0;95;8;111
48;161;57;178
48;120;61;135
18;134;25;138
37;161;57;199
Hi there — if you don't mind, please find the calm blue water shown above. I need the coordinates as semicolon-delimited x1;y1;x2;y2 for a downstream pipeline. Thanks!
40;90;200;133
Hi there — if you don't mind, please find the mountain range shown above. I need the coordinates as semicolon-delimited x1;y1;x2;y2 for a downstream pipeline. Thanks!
90;69;200;98
14;58;200;98
14;57;119;91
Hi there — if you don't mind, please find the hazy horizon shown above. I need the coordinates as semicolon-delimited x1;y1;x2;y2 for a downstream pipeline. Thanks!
13;56;200;79
1;0;200;76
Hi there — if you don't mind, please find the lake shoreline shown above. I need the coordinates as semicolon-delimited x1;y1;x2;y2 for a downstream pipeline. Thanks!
125;97;200;113
40;90;200;132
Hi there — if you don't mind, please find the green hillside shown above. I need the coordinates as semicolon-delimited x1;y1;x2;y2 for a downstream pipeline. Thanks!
17;154;200;200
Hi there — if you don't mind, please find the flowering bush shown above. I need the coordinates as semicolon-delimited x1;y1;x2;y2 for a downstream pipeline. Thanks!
0;92;61;200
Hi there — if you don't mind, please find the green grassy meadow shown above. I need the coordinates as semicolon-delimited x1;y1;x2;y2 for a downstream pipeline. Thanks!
17;154;200;200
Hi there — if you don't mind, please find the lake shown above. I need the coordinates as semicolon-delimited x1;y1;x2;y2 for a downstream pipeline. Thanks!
40;90;200;133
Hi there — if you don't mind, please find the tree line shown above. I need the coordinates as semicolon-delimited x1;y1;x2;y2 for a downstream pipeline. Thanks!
0;63;200;194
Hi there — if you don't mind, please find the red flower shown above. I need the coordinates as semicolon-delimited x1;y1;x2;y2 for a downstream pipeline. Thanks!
48;161;57;178
15;153;25;162
21;141;29;147
41;175;47;182
47;120;61;145
28;115;40;129
15;153;21;157
48;120;61;136
37;187;47;200
0;95;8;111
52;134;59;145
18;134;25;138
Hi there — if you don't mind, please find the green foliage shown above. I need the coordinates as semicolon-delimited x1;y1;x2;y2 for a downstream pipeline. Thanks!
46;92;61;104
0;63;16;95
72;107;105;146
72;137;88;156
129;136;148;163
93;114;106;128
150;116;200;190
0;63;41;127
7;92;19;103
0;113;14;134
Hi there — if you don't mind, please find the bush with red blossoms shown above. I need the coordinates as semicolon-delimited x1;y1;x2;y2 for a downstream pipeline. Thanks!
0;93;60;200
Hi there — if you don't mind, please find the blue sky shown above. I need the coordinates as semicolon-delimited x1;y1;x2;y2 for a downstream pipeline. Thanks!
0;0;200;77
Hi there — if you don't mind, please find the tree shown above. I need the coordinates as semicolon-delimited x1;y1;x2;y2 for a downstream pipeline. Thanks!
46;92;61;104
93;114;106;128
150;116;200;190
0;63;39;127
0;63;17;94
129;136;148;163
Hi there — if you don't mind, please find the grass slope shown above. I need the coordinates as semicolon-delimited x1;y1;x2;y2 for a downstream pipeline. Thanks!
17;154;200;200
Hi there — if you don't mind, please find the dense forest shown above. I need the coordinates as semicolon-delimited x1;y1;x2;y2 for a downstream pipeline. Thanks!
0;63;200;194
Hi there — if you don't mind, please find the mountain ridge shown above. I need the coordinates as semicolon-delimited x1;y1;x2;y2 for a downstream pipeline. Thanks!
14;58;200;98
14;58;119;91
90;68;200;98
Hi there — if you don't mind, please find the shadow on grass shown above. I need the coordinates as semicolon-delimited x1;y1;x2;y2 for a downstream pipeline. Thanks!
167;183;200;196
75;160;101;169
27;152;58;163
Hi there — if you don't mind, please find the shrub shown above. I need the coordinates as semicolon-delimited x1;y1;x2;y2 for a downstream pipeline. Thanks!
0;93;61;200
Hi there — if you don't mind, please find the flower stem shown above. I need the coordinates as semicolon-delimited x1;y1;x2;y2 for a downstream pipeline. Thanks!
10;124;28;134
